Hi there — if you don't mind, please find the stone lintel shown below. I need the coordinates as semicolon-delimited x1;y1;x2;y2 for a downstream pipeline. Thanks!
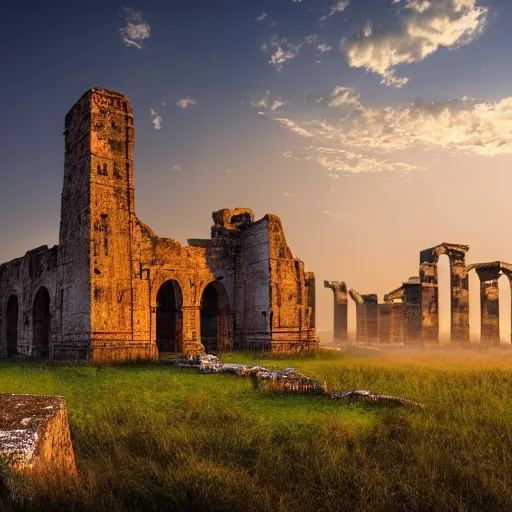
420;242;470;263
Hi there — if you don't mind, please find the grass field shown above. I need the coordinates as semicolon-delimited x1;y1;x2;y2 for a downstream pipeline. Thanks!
2;348;512;511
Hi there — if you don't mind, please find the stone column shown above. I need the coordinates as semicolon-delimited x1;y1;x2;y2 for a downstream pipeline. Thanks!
378;304;392;344
182;305;205;355
507;273;512;344
420;255;439;345
363;295;379;344
403;281;422;345
391;303;405;345
475;267;500;346
324;281;348;343
448;250;470;344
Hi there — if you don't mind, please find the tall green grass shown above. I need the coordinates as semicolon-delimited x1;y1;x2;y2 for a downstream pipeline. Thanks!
2;348;512;511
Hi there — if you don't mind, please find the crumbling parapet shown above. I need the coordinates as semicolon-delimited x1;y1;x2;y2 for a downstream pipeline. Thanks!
324;281;348;343
0;394;76;485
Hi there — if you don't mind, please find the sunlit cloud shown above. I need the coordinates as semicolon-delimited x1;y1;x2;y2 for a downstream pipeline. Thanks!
342;0;488;87
283;192;306;198
247;92;287;113
119;8;151;49
317;44;332;53
262;34;320;71
320;0;350;21
270;98;287;112
176;97;197;109
326;85;362;108
274;86;512;158
150;108;162;130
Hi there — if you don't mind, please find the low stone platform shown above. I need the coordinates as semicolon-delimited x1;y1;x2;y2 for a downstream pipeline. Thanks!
0;394;76;480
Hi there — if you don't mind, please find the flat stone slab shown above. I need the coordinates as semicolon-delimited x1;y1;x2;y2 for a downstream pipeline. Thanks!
0;394;76;479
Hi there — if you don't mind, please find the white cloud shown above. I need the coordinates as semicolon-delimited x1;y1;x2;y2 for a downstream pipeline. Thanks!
119;8;151;49
249;91;270;109
270;97;287;111
262;34;320;71
342;0;488;87
172;165;183;172
176;97;197;109
283;192;306;198
274;118;314;138
255;12;267;22
248;92;287;113
320;0;350;21
327;86;362;108
363;20;373;37
150;108;162;130
274;86;512;158
317;43;332;53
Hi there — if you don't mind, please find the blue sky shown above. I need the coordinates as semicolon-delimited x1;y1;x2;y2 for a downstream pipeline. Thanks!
1;0;511;332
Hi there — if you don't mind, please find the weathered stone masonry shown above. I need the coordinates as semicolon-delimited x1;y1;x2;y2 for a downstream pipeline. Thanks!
326;242;512;346
0;88;318;362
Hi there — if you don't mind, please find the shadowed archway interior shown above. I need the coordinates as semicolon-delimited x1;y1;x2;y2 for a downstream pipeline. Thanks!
33;287;50;359
200;281;230;354
6;295;18;356
156;280;183;353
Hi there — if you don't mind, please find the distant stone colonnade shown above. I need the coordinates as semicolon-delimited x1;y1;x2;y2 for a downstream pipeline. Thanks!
324;243;512;346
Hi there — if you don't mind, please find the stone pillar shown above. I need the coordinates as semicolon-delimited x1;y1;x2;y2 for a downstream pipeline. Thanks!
420;255;439;345
378;304;392;344
306;273;316;329
403;281;422;345
391;303;406;344
324;281;348;344
182;305;205;355
475;267;500;346
507;273;512;344
448;250;470;344
350;290;378;344
364;295;379;344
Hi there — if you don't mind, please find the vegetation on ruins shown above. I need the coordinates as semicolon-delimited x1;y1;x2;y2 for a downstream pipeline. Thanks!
1;348;512;511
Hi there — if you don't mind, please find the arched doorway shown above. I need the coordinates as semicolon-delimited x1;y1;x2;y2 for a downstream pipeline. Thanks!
200;281;230;353
6;295;19;357
156;280;183;353
33;287;51;359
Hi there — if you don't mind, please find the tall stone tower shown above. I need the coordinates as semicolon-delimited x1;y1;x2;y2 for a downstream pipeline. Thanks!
57;88;145;361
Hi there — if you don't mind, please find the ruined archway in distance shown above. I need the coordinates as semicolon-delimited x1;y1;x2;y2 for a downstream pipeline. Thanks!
32;287;51;360
200;281;230;354
156;280;183;353
6;295;19;357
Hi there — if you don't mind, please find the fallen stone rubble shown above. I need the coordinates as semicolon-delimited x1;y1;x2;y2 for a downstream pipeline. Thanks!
168;354;424;407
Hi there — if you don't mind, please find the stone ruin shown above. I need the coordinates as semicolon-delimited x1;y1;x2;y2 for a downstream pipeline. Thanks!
0;394;76;485
0;88;318;363
325;242;512;346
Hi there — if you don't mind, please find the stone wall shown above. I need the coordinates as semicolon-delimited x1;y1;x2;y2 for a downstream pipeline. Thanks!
0;88;317;360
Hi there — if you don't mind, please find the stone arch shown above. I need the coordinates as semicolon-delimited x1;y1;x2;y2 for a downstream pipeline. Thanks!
6;295;19;357
419;243;470;344
200;281;231;353
33;286;51;359
156;280;183;353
